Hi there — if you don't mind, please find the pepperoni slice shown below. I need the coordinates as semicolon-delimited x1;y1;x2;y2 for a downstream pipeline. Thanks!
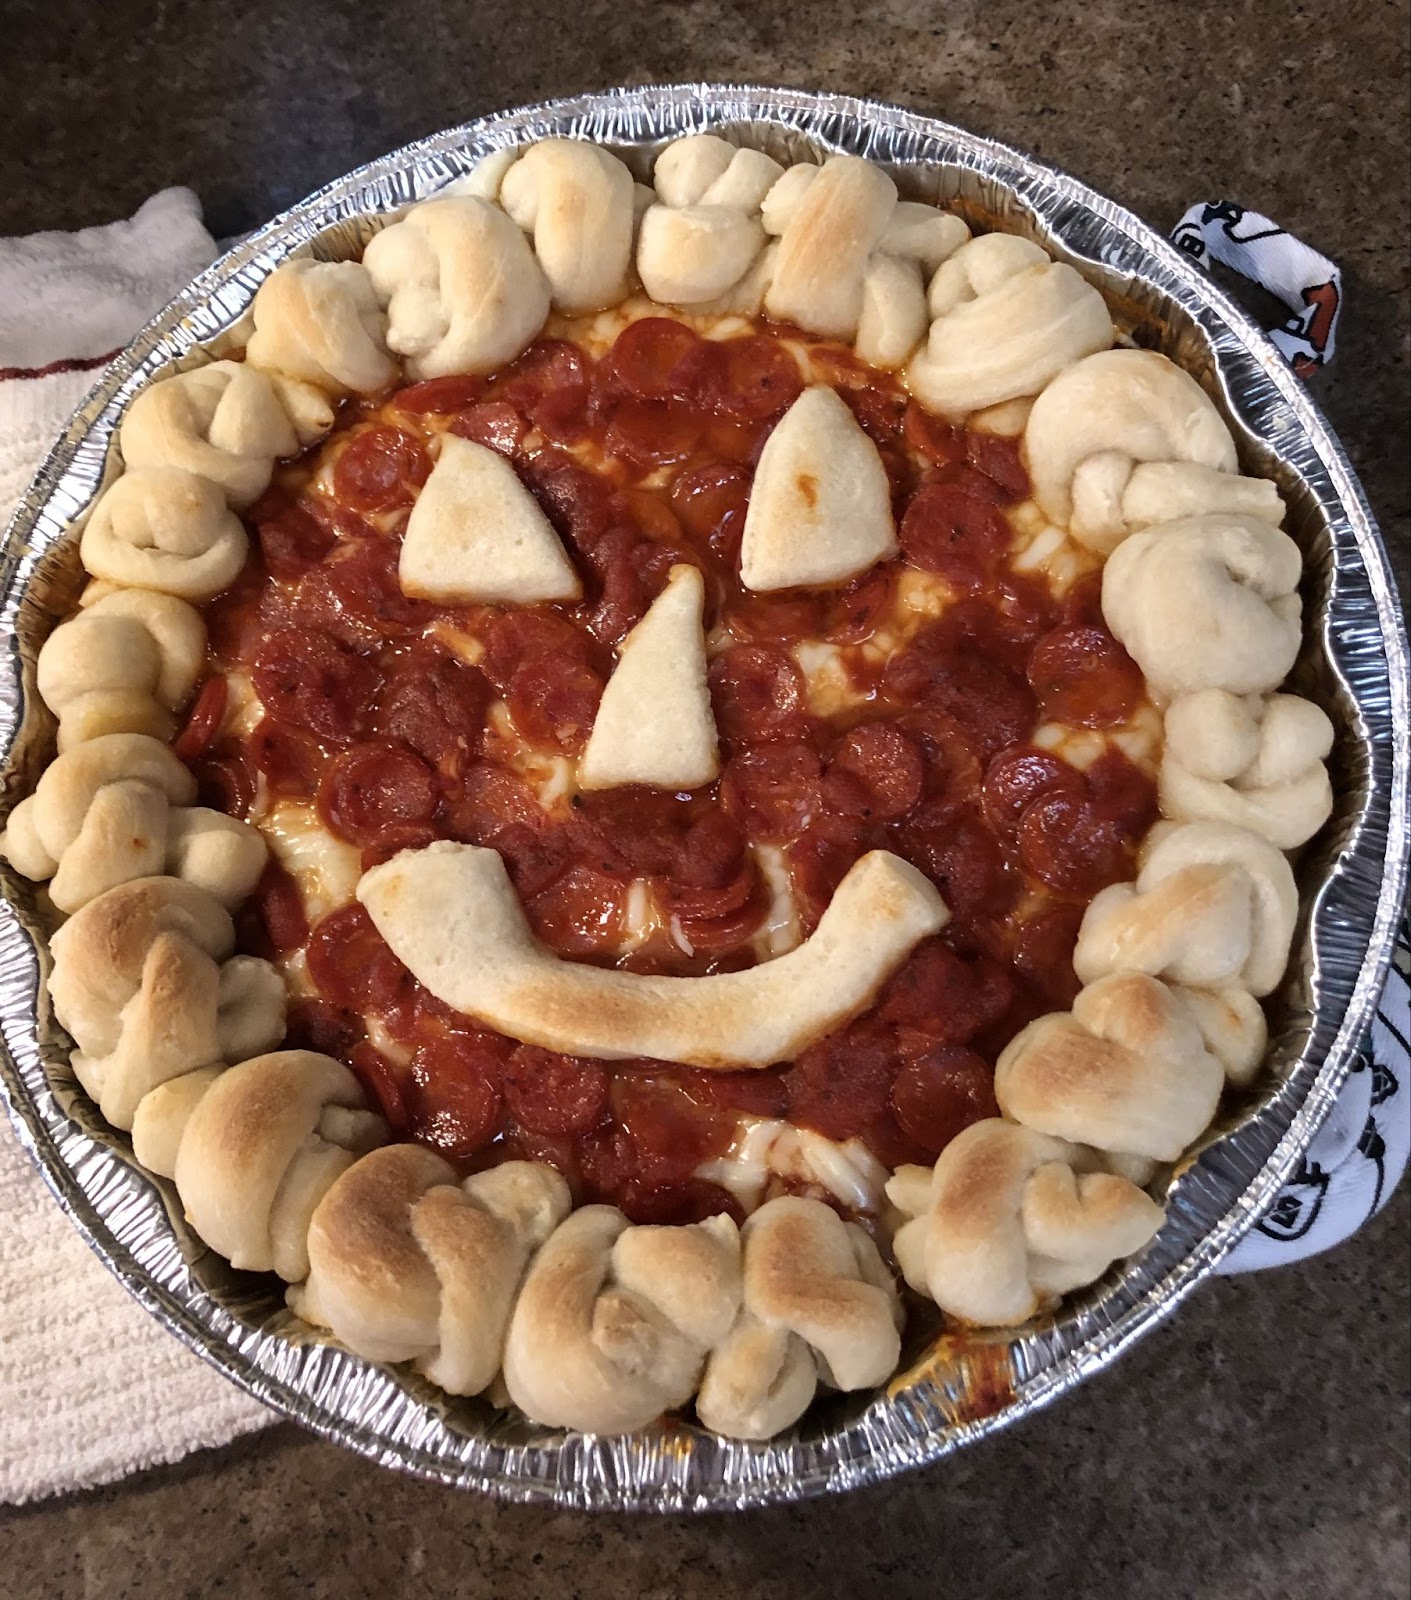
604;398;704;470
604;317;708;401
723;592;822;645
394;374;487;413
350;1042;410;1134
503;1047;610;1136
824;723;924;821
407;1035;505;1158
375;645;489;765
619;1179;744;1227
1085;749;1159;836
884;642;1036;761
284;997;366;1059
1058;571;1106;629
823;567;894;644
250;860;308;955
676;1067;789;1120
251;493;337;580
982;745;1085;830
612;1075;732;1183
1017;791;1134;897
720;742;822;842
890;1047;999;1156
903;400;964;467
317;743;440;847
481;610;594;690
331;425;431;513
505;655;604;753
896;810;1015;925
790;816;868;925
490;340;592;443
784;1028;898;1144
172;677;228;764
193;748;258;818
444;762;546;844
327;538;438;636
709;646;810;745
306;903;415;1014
248;717;325;796
670;463;750;561
965;431;1030;501
526;864;626;956
711;335;803;419
843;383;908;448
900;478;1011;588
449;400;528;457
1027;625;1145;728
662;862;767;951
878;940;1014;1045
1011;904;1083;1008
900;710;985;811
252;627;379;743
284;567;385;652
676;809;748;889
520;448;612;557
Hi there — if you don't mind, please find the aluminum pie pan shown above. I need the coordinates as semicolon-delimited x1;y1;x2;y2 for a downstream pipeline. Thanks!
0;84;1406;1512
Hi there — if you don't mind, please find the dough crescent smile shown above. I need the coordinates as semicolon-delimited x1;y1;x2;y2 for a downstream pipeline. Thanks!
358;841;948;1068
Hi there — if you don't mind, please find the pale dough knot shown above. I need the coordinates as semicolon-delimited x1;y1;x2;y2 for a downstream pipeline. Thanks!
1074;819;1299;999
1159;689;1334;849
80;468;248;601
245;258;397;396
119;360;331;509
292;1145;571;1396
35;589;206;752
636;134;783;309
1101;512;1304;700
886;1121;1163;1326
491;140;638;315
1023;348;1285;552
363;195;552;378
906;232;1115;416
994;972;1228;1162
502;1205;742;1433
153;1051;386;1281
696;1195;902;1439
46;875;284;1130
0;733;266;913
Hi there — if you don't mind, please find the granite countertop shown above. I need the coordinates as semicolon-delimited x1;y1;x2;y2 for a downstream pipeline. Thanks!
2;1;1407;1595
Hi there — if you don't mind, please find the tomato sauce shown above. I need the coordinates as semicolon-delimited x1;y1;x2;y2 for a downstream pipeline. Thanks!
184;314;1157;1222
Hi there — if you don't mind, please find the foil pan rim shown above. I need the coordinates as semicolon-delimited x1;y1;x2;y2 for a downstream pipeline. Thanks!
1;84;1407;1511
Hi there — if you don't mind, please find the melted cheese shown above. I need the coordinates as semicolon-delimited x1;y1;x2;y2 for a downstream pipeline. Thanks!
262;801;362;920
752;844;802;959
695;1116;890;1214
791;640;864;717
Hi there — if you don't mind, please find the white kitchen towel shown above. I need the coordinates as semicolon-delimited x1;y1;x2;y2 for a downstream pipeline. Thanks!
0;190;1405;1506
0;190;271;1508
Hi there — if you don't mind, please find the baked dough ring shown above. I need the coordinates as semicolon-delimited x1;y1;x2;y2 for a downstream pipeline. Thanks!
119;361;329;509
293;1146;570;1396
358;842;948;1068
1020;348;1280;552
245;259;397;397
0;734;265;913
36;589;206;752
1101;513;1304;700
907;234;1115;416
1073;819;1299;997
363;196;552;380
886;1121;1163;1326
496;140;638;315
697;1195;902;1439
170;1051;386;1281
80;468;248;601
502;1205;742;1433
995;972;1227;1163
1159;689;1334;849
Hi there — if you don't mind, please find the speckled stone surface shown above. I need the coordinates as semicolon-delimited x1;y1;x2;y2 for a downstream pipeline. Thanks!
1;1;1407;1595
